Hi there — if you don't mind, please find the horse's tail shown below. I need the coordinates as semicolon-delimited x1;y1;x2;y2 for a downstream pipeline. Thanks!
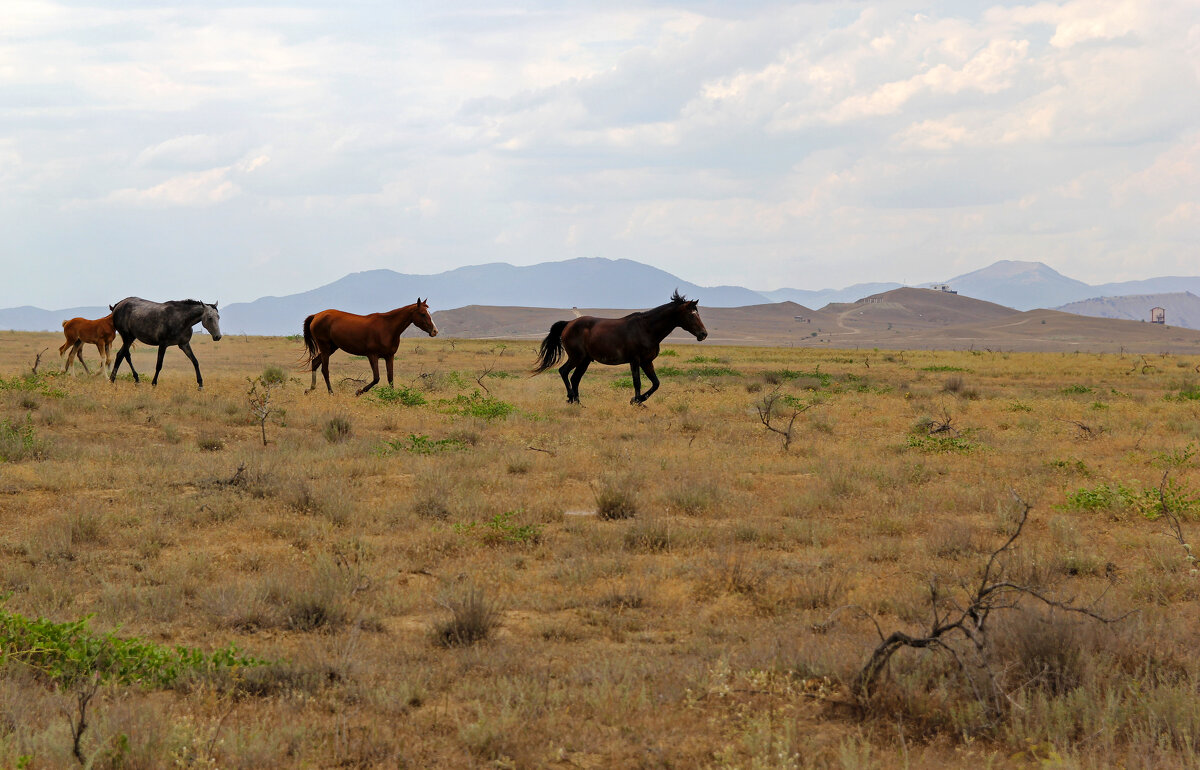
59;320;73;356
298;314;318;369
532;320;569;374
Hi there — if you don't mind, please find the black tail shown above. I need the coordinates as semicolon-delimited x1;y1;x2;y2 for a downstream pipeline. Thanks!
532;320;569;374
298;314;318;370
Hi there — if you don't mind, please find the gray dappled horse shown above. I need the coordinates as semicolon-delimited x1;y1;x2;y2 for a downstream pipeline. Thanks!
109;298;222;389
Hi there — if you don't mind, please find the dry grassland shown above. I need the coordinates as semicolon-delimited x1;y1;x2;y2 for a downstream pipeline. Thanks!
1;330;1200;768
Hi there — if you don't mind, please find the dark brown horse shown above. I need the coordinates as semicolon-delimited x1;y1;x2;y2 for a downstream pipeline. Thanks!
533;290;708;405
301;299;438;395
60;314;117;376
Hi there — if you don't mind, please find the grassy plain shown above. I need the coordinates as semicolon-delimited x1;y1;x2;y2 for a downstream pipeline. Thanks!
1;330;1200;767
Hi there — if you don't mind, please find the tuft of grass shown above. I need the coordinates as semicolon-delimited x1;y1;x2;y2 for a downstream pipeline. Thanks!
624;519;673;552
196;433;225;452
432;586;500;647
322;415;352;443
593;479;638;520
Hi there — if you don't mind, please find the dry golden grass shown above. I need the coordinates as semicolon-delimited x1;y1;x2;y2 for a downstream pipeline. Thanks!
2;330;1200;767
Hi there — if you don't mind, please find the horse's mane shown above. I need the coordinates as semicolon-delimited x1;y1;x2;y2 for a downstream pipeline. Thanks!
164;299;209;310
628;289;691;321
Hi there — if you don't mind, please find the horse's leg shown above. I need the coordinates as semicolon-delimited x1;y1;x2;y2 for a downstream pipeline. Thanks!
319;343;337;393
556;357;571;398
357;356;381;396
179;342;203;389
63;341;78;374
74;342;91;376
628;361;644;406
637;360;661;404
308;356;320;393
91;341;105;376
385;356;395;388
152;345;168;386
102;340;113;378
569;359;591;404
111;337;138;383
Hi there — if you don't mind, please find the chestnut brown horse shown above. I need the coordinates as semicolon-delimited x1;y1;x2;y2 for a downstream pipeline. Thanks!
532;290;707;405
301;299;439;395
59;314;117;376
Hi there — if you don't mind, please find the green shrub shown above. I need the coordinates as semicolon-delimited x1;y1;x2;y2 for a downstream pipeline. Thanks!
1064;480;1199;520
905;434;979;454
260;366;288;385
1168;383;1200;402
371;385;427;406
0;607;266;689
439;390;515;420
379;433;467;456
454;510;542;545
921;365;967;372
0;416;44;462
1060;384;1094;395
0;373;65;398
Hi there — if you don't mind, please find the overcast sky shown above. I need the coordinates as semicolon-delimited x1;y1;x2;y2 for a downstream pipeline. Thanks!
2;1;1197;308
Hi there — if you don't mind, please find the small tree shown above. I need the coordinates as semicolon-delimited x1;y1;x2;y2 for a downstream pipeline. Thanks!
247;376;283;446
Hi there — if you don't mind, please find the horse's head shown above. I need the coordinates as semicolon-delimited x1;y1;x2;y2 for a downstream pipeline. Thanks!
671;291;708;341
413;298;438;337
201;301;222;341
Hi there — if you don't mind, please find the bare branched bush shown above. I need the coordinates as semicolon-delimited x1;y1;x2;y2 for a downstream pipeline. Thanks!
824;492;1128;713
755;391;819;451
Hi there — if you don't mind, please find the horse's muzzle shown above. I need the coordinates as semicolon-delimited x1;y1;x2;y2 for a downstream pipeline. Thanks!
696;331;708;341
428;329;439;337
212;334;223;341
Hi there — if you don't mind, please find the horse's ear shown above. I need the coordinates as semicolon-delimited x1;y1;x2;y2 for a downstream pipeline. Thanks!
212;301;218;309
688;300;698;309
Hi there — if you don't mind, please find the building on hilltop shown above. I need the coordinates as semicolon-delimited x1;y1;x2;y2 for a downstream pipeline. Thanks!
930;284;957;294
1150;306;1165;324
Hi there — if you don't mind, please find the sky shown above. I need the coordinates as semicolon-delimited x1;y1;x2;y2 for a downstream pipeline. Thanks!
1;0;1198;308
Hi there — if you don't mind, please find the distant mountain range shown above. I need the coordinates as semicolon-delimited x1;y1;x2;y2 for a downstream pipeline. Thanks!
3;257;1200;335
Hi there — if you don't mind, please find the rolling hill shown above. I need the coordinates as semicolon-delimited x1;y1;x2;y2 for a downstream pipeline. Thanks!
1055;292;1200;328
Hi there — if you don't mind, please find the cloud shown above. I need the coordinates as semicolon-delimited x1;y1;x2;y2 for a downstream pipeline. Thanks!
1;1;1199;306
